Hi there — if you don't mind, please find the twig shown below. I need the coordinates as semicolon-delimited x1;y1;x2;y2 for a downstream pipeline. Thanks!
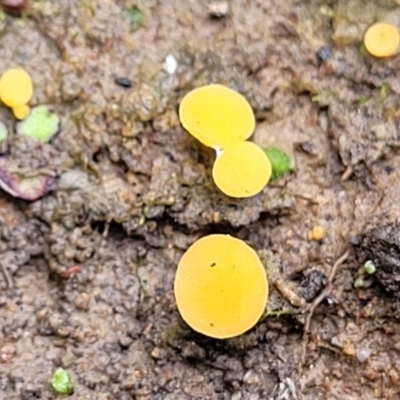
299;249;350;370
1;262;13;288
328;249;350;283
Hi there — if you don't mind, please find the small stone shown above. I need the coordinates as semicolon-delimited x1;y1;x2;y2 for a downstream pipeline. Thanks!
0;121;8;153
162;54;178;74
74;292;90;310
243;370;261;385
0;344;16;363
118;335;133;349
151;347;161;359
208;1;229;19
356;348;371;363
316;46;332;62
343;343;356;356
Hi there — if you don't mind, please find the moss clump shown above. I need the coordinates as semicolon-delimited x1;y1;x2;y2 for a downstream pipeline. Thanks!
16;105;60;143
263;147;291;180
51;368;73;395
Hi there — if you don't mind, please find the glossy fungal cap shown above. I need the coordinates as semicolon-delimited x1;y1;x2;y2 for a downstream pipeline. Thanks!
364;22;400;58
12;105;30;120
179;84;255;149
212;141;271;198
174;234;268;339
0;68;33;108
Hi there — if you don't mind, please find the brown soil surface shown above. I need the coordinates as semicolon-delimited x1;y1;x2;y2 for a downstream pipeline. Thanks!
2;0;400;399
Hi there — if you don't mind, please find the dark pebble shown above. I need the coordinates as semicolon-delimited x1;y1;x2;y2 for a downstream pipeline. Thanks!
300;269;328;301
316;46;332;62
114;77;132;88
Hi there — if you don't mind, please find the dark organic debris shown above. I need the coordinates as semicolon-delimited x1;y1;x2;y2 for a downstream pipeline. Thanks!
357;215;400;296
300;270;328;301
0;157;55;201
114;77;132;88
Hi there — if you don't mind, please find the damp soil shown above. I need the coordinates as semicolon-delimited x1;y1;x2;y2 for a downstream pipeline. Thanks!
2;0;400;399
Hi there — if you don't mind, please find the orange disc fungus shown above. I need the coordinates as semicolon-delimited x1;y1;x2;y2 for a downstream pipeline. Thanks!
179;84;255;149
364;22;400;58
0;68;33;112
212;141;271;198
174;234;268;339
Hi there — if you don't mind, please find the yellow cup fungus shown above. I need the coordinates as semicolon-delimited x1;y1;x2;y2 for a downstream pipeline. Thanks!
12;104;30;120
179;84;274;198
308;225;325;241
179;84;255;149
174;234;268;339
213;141;272;198
364;22;400;58
0;68;33;120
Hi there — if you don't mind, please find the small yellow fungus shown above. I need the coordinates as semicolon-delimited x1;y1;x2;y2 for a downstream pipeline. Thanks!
179;84;255;149
308;225;324;241
212;141;271;198
364;22;400;58
12;105;30;120
0;68;33;109
174;234;268;339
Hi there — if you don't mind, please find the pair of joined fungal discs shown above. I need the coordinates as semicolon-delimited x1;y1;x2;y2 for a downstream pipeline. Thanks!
174;234;268;339
364;22;400;58
179;84;271;197
0;68;33;120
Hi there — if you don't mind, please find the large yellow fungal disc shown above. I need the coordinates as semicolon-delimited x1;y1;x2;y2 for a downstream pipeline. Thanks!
179;84;255;149
174;234;268;339
212;141;271;198
364;22;400;58
0;68;33;108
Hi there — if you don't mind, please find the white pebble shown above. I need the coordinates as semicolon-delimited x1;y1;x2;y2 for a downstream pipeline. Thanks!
163;54;178;74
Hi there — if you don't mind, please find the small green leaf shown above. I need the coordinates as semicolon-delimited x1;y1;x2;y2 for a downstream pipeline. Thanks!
356;96;369;106
263;147;291;180
16;105;60;143
363;260;376;275
126;6;144;30
380;82;389;100
51;368;73;395
354;276;365;288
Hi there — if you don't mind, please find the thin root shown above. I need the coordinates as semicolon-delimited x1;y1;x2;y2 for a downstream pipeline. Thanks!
299;249;350;371
1;262;13;288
